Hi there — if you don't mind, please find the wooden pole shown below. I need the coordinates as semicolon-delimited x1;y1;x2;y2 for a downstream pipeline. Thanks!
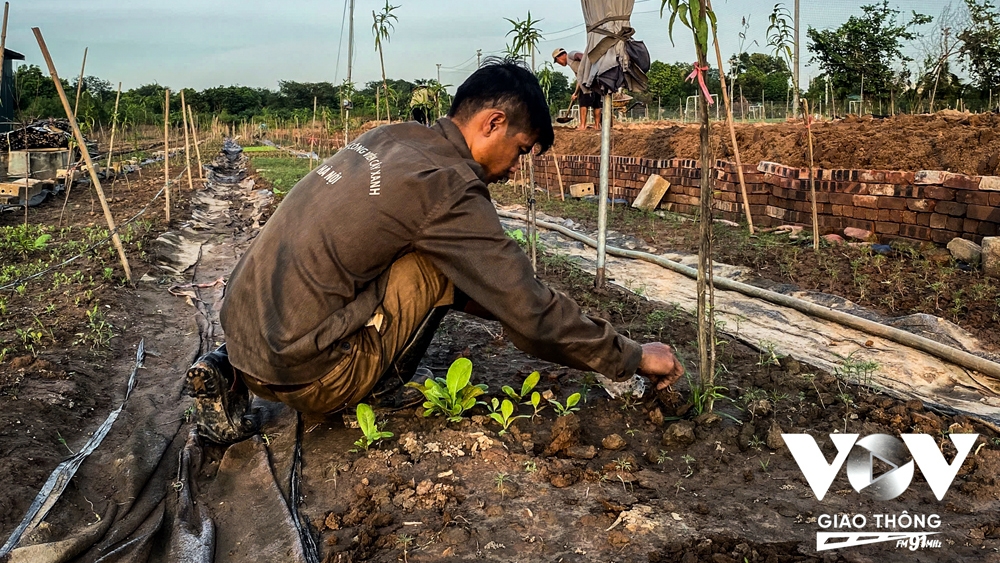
187;104;203;180
803;99;819;251
528;154;537;271
106;82;122;170
595;93;613;288
706;0;754;234
0;3;9;82
164;89;170;223
180;90;194;192
310;96;317;168
73;47;88;119
552;153;565;201
23;152;29;226
33;28;132;282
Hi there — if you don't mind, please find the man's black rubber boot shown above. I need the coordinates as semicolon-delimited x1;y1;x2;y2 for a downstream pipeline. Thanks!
369;306;449;408
184;344;258;444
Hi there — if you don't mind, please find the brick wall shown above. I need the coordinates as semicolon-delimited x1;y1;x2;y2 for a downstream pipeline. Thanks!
531;154;1000;244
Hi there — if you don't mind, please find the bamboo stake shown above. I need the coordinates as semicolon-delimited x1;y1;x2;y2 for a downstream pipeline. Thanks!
706;0;754;234
57;162;74;226
23;152;29;226
552;153;565;201
164;89;170;223
72;47;88;119
0;3;9;82
310;96;317;168
106;82;121;170
180;90;193;192
803;99;819;251
528;154;537;271
33;28;132;282
187;104;203;180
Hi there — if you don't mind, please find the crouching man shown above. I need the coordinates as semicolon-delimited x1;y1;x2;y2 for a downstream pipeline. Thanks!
185;58;684;443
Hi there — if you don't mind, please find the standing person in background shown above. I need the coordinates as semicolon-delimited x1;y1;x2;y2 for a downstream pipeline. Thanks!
553;47;601;130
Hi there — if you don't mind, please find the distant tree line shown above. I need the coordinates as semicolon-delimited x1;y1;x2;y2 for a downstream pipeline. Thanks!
13;63;577;132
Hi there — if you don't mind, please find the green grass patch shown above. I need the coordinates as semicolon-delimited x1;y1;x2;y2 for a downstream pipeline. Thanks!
243;145;278;153
250;156;313;193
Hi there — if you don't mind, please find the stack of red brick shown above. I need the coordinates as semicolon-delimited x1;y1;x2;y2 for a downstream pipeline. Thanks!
531;154;1000;244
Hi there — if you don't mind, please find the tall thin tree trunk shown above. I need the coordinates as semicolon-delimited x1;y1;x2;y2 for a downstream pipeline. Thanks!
695;23;717;412
379;46;392;123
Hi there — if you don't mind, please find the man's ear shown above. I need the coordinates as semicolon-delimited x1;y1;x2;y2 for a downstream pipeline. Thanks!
482;110;508;137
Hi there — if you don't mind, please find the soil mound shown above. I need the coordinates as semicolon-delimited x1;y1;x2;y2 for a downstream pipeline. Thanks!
553;112;1000;175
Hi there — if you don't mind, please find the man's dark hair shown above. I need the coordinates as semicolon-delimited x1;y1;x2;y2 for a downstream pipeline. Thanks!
448;57;555;154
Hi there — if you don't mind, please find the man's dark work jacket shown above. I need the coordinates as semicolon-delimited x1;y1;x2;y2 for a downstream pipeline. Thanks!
220;118;643;386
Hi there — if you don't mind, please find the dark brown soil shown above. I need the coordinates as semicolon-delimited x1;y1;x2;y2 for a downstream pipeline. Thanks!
287;247;1000;562
0;158;198;538
492;184;1000;354
5;142;999;562
553;112;1000;175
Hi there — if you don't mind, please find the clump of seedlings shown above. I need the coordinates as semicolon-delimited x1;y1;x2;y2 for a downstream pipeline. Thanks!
550;392;581;416
487;397;527;435
406;357;487;422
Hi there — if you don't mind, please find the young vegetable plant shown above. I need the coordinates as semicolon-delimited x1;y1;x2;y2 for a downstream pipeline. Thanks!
488;397;527;434
406;357;487;422
528;391;545;418
550;392;581;416
350;403;393;452
502;370;540;402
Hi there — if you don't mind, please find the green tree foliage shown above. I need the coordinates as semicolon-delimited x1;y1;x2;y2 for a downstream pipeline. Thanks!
538;65;572;116
14;64;67;119
13;62;427;127
806;1;932;99
730;53;791;102
644;60;720;106
959;0;1000;92
506;11;544;70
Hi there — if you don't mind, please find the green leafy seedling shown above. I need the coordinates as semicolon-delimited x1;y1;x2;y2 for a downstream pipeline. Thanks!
529;391;545;418
350;403;393;452
550;392;581;416
502;370;540;403
488;397;528;434
406;357;488;422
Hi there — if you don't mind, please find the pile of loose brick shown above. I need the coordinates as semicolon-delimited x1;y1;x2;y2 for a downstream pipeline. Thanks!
531;155;1000;244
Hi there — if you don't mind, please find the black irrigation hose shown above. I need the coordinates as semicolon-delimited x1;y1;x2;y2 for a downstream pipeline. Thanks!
0;166;188;292
0;340;145;556
290;414;321;563
497;209;1000;382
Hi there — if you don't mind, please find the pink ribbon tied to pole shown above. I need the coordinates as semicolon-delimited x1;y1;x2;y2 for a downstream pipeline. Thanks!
686;62;714;106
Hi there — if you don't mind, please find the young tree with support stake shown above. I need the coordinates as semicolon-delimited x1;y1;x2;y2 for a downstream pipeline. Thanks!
506;12;545;271
662;0;720;412
372;1;399;123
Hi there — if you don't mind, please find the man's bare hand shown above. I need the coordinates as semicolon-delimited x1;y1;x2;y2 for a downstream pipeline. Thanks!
637;342;685;390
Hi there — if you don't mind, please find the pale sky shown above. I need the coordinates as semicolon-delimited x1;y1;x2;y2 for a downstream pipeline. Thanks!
8;0;949;93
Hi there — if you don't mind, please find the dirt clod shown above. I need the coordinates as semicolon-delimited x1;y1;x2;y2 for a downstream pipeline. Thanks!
766;421;785;450
602;433;627;451
567;445;597;459
648;407;665;426
544;413;580;455
324;512;341;531
694;412;722;427
662;421;696;448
